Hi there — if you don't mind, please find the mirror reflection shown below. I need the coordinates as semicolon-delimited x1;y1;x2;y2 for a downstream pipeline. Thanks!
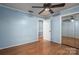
62;13;79;49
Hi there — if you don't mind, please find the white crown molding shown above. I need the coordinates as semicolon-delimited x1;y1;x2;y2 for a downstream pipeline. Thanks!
0;4;28;14
0;4;42;18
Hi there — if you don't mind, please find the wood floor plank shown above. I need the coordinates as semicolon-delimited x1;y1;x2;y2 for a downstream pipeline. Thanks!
0;39;77;55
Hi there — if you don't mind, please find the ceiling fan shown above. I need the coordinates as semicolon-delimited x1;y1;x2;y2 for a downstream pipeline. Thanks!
32;3;65;14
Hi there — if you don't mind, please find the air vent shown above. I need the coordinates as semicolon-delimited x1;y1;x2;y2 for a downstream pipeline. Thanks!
28;10;33;13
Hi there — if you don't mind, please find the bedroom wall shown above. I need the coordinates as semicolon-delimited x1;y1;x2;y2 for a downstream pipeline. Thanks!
51;15;61;43
0;6;41;49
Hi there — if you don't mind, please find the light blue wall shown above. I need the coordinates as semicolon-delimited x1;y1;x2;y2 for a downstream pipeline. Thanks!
51;15;61;43
0;6;38;49
51;5;79;44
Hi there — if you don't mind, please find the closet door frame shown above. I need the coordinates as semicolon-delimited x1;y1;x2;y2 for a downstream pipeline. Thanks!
60;12;79;45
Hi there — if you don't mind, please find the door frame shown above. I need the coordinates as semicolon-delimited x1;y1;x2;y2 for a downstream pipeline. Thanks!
37;20;43;41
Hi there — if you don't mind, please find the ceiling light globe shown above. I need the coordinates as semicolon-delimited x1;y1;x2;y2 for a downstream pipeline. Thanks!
45;8;49;11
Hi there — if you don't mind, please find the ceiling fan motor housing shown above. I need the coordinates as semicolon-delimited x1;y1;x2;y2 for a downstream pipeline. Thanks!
44;3;51;8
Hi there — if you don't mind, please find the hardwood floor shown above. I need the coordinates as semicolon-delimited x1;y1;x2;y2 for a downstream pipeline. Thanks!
62;36;79;49
62;37;75;47
0;38;78;55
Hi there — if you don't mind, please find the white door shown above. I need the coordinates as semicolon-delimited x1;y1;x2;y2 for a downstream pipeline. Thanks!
43;20;51;41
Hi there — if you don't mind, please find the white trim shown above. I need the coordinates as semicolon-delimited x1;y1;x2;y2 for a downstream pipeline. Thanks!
60;15;62;44
37;18;39;41
60;15;63;44
0;40;37;50
61;12;79;17
50;19;52;41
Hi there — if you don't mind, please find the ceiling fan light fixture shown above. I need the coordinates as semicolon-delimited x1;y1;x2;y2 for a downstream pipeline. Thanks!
32;3;65;14
70;19;74;22
45;8;49;11
70;16;75;22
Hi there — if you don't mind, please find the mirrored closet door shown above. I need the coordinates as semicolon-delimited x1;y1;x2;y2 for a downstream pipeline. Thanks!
62;13;79;49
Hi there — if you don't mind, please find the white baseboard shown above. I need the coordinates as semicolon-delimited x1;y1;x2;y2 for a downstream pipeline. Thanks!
0;40;37;50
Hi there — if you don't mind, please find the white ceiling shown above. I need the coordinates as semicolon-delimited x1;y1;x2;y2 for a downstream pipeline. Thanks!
0;3;79;18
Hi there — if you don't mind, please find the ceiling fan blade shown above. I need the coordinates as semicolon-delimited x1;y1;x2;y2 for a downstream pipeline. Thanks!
49;9;54;14
32;6;44;8
39;9;45;14
51;3;65;8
